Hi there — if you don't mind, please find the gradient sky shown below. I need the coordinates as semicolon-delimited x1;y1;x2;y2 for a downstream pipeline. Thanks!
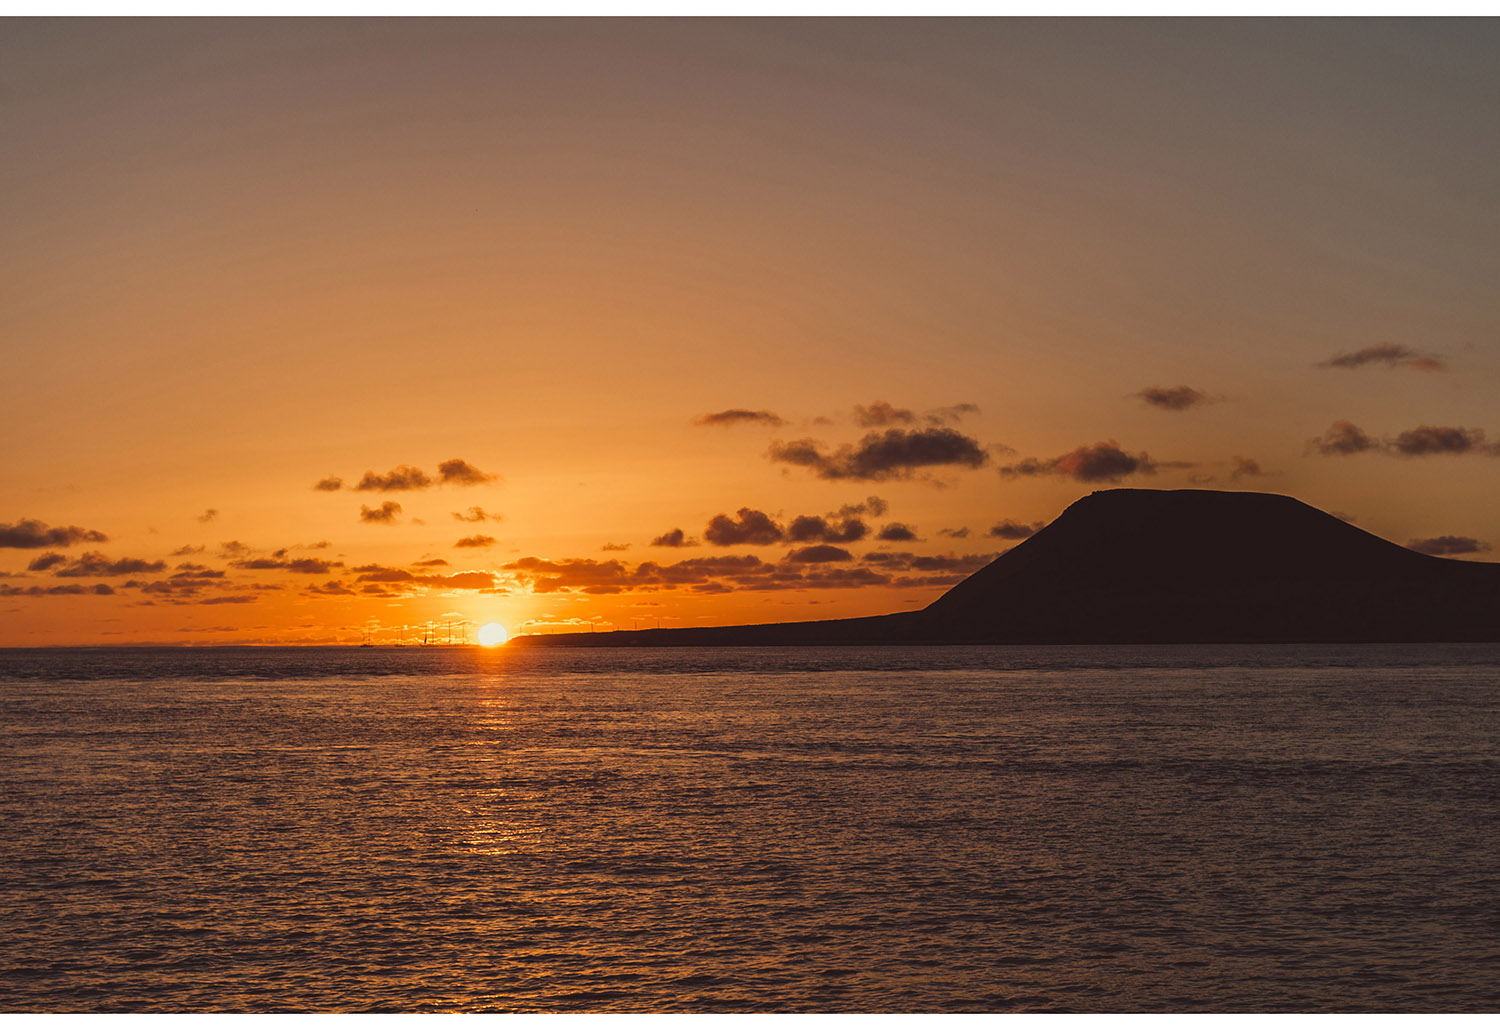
4;18;1499;645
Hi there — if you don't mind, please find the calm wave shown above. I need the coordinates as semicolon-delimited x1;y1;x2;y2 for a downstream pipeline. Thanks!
3;645;1498;1012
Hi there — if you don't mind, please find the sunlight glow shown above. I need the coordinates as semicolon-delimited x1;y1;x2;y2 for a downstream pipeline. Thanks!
477;622;508;647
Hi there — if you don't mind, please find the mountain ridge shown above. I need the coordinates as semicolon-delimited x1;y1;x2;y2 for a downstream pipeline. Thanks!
512;489;1500;646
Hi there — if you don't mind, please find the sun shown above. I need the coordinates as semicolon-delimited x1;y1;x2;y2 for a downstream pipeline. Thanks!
477;622;508;647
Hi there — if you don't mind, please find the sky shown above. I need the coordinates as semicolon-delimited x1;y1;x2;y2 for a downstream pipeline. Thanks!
3;17;1499;645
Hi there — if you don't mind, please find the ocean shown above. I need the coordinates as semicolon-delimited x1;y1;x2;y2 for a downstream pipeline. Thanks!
2;644;1498;1012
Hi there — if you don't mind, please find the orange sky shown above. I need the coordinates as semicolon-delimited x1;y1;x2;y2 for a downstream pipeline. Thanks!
3;18;1499;645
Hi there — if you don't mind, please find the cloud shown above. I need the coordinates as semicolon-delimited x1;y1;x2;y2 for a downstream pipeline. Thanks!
0;519;109;549
1135;385;1218;411
938;527;970;539
786;515;867;544
1000;441;1156;482
169;544;205;556
836;496;888;518
1229;456;1264;479
360;502;402;524
306;580;357;595
601;542;632;552
455;535;497;548
313;476;344;491
925;403;980;425
1309;421;1496;458
784;544;855;563
860;551;998;573
876;522;919;542
650;528;700;548
230;557;342;574
1318;343;1446;371
452;506;502;523
196;509;219;523
50;552;168;577
200;595;258;605
0;582;116;597
423;571;498;590
412;558;450;567
438;459;499;485
1307;420;1379;456
218;540;252;558
769;427;989;481
692;409;785;428
988;519;1043;540
704;508;784;546
27;552;67;571
357;465;431;491
854;401;917;427
1388;425;1487;456
1407;535;1491;556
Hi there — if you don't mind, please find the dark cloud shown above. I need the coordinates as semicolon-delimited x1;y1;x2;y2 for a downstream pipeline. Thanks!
1318;343;1446;372
412;558;450;567
1;582;115;596
0;519;109;549
455;535;497;548
1135;385;1217;411
988;519;1043;540
704;508;784;546
1407;535;1491;556
230;557;342;574
169;544;205;556
313;476;344;491
601;542;632;552
786;515;868;544
1389;425;1487;456
1307;420;1379;456
785;545;854;563
218;541;252;558
51;552;168;577
423;571;498;590
876;522;919;542
27;552;67;572
438;459;499;486
650;528;700;548
354;564;415;583
197;508;219;523
836;496;889;519
1000;441;1156;483
200;595;258;605
357;465;432;491
769;427;989;481
306;580;356;595
938;527;971;539
452;506;501;523
360;502;402;524
1229;456;1264;479
854;401;917;427
692;409;785;428
925;403;980;425
860;551;998;573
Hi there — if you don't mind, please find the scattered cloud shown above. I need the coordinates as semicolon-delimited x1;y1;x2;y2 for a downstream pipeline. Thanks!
1;582;116;597
218;541;252;558
48;552;168;577
1229;456;1264;479
1309;421;1496;458
769;427;988;481
1135;385;1219;411
360;502;402;524
169;544;205;556
876;522;919;542
692;409;785;428
454;535;496;548
837;496;888;518
1406;535;1491;556
230;557;342;574
938;527;970;539
785;545;854;563
200;595;258;605
438;459;499;485
0;519;108;549
650;528;700;548
452;506;502;523
1318;343;1446;372
601;542;632;552
1000;441;1156;482
786;515;867;544
988;519;1043;540
925;403;980;425
196;508;219;523
854;401;917;427
27;552;67;571
313;476;344;491
412;558;450;567
357;465;432;491
705;508;784;546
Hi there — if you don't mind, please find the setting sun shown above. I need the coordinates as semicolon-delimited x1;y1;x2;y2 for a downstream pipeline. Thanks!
477;622;508;647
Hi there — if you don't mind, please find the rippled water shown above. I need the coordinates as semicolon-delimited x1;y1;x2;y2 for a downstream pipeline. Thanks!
3;644;1498;1012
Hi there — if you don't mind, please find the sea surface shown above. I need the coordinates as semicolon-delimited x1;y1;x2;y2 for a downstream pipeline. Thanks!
2;644;1498;1012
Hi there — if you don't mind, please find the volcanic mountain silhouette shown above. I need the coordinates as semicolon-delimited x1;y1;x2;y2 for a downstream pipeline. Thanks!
514;489;1500;645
